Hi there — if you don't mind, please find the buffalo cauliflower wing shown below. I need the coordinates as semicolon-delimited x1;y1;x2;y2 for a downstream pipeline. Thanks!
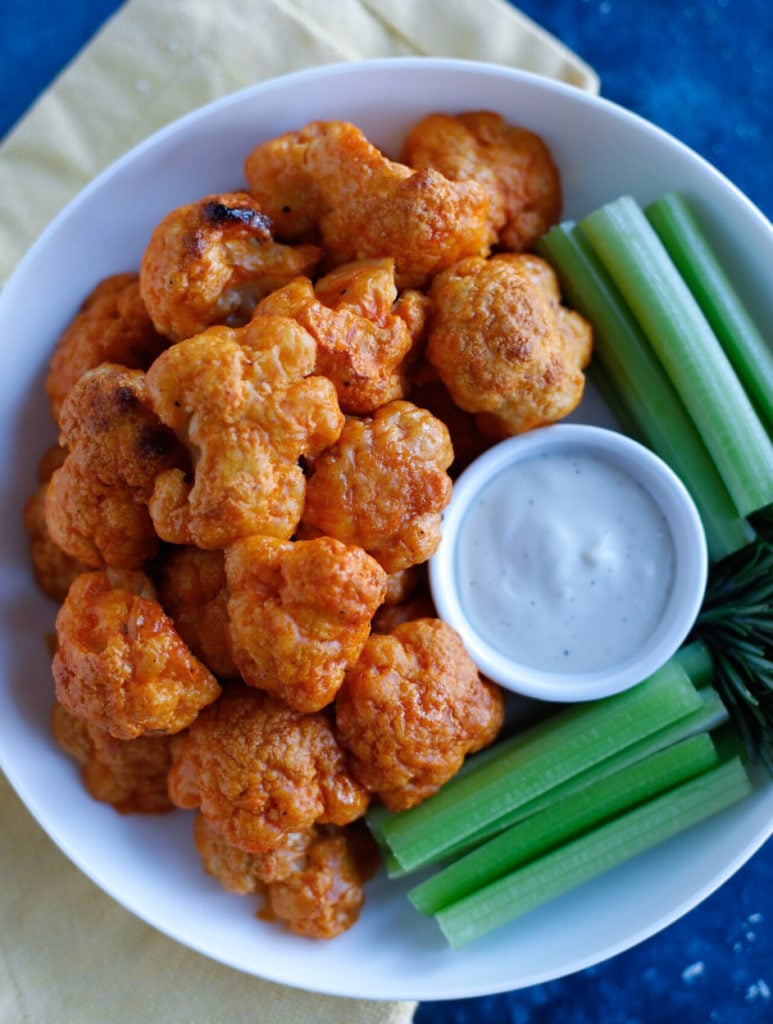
426;253;592;438
194;815;373;938
45;364;185;569
225;534;387;712
335;618;505;811
45;272;168;423
254;258;423;415
145;316;344;548
51;700;175;814
167;687;369;852
406;359;494;476
244;120;491;289
401;110;562;252
300;400;453;574
261;827;369;939
371;589;437;634
193;812;312;894
23;482;90;602
52;569;221;739
139;192;322;342
370;564;437;633
153;546;238;679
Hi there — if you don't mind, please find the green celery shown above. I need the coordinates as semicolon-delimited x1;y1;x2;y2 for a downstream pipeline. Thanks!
409;732;719;914
379;660;703;873
435;757;752;949
673;640;715;690
415;684;728;869
586;361;646;443
536;222;755;561
645;192;773;434
578;196;773;518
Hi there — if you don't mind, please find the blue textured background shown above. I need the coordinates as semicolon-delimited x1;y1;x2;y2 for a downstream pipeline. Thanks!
1;2;771;1021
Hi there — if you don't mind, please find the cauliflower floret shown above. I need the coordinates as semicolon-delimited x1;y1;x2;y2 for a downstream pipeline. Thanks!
244;120;491;289
153;546;238;679
167;687;369;852
193;812;313;894
254;258;422;415
426;253;592;438
406;359;495;477
401;110;562;252
335;618;505;811
225;535;388;712
23;483;90;602
261;827;369;939
45;364;185;569
51;700;175;814
371;589;437;634
194;815;373;938
52;569;221;740
45;273;168;423
139;192;322;342
371;564;437;633
145;316;344;549
300;400;453;574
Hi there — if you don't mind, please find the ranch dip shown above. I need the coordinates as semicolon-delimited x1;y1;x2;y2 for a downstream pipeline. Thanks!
455;448;676;673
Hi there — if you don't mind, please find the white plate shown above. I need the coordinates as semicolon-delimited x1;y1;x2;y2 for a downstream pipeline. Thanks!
0;58;771;1001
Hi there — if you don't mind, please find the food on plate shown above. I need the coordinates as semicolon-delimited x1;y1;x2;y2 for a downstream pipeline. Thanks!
300;400;454;574
371;565;437;633
193;813;314;895
45;272;168;423
139;192;322;342
401;110;562;252
51;700;175;814
145;316;344;548
194;814;376;939
52;569;221;739
254;258;427;414
153;546;239;678
335;619;505;811
244;119;491;288
406;360;495;476
45;364;184;569
260;826;370;939
167;687;370;852
22;446;90;602
225;534;388;712
24;108;599;941
426;252;592;437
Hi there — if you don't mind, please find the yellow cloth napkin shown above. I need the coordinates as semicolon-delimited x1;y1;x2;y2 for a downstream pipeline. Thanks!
0;2;597;1021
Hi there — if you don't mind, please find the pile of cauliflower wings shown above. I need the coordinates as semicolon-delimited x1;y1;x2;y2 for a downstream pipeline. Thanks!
25;112;591;940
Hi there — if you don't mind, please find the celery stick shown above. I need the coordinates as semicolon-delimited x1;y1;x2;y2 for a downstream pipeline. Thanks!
646;192;773;433
578;196;773;518
422;684;728;868
435;757;752;948
365;803;391;845
536;222;755;561
409;732;719;914
586;361;646;443
380;660;703;873
673;640;715;690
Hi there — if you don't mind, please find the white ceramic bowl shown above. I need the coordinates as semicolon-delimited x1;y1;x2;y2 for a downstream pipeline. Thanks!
430;424;708;702
1;58;772;1002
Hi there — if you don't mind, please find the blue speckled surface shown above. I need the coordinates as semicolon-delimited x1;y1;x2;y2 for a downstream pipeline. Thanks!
1;2;771;1020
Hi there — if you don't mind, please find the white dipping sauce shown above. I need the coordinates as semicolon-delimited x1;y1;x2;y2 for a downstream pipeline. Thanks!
455;449;676;673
